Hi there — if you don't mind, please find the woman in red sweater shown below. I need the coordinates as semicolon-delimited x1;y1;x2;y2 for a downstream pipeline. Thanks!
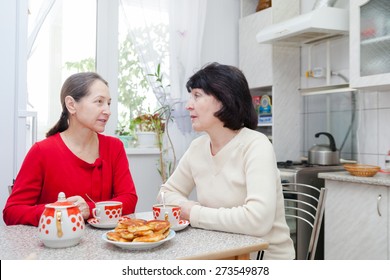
3;72;138;226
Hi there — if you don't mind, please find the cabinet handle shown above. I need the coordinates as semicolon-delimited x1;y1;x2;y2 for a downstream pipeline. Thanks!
377;194;382;217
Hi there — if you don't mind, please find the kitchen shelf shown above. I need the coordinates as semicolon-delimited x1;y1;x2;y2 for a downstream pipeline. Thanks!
258;123;272;127
299;84;357;96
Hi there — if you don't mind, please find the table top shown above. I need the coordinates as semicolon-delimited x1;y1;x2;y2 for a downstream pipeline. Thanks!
0;212;268;260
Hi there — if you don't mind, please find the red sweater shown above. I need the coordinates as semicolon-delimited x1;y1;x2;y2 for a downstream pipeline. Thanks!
3;133;138;226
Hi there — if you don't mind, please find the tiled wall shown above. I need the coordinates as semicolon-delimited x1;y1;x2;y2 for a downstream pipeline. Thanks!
356;90;390;168
300;36;390;169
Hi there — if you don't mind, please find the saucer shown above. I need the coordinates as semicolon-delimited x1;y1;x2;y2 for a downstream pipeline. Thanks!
87;218;118;229
171;220;190;232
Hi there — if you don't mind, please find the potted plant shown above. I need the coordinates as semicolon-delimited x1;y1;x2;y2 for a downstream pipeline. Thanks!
115;121;135;148
132;110;165;148
132;105;175;183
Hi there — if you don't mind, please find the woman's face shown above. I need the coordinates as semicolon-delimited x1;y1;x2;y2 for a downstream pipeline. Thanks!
73;80;111;133
186;88;223;132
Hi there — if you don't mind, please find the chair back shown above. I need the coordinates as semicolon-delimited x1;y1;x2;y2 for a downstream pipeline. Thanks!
8;179;15;195
8;184;13;194
282;183;327;260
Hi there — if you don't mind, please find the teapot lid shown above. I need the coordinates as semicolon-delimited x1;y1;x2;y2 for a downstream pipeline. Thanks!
45;192;75;208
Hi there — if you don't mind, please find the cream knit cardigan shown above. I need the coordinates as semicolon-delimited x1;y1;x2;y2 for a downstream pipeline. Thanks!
160;128;295;260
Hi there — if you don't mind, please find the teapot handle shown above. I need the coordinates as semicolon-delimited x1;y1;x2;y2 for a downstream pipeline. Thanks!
56;210;63;238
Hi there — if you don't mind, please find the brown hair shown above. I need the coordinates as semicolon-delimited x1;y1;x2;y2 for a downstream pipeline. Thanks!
46;72;108;137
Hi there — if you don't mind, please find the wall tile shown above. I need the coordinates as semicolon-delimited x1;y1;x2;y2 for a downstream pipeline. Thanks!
356;108;378;154
357;154;379;166
378;91;390;109
378;108;390;156
358;90;378;110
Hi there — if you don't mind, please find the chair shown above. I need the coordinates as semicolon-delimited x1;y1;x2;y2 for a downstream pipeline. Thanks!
8;179;15;195
8;184;13;194
282;183;327;260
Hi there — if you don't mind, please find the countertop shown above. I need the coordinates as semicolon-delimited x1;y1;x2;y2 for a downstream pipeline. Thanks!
0;212;268;260
318;171;390;187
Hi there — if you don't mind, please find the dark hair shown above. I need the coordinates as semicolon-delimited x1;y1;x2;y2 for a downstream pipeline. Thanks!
186;62;257;130
46;72;108;137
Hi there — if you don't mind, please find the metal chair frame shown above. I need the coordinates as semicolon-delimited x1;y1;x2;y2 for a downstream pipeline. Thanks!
7;179;15;195
282;183;327;260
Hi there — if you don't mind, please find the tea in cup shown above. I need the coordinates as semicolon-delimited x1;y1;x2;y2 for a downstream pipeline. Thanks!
152;204;181;227
92;201;122;225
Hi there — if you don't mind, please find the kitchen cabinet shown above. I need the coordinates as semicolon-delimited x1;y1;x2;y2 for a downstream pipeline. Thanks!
320;173;390;259
350;0;390;90
239;0;301;161
239;7;273;88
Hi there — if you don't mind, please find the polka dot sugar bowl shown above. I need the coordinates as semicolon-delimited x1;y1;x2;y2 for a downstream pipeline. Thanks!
38;192;85;248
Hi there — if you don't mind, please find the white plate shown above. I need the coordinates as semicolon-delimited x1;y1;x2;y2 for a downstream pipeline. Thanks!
171;220;190;232
102;229;175;250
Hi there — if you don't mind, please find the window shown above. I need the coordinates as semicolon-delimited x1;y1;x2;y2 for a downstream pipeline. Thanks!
27;0;170;140
117;0;170;135
27;0;97;140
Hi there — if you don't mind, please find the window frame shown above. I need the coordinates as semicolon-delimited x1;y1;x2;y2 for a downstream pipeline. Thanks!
96;0;120;136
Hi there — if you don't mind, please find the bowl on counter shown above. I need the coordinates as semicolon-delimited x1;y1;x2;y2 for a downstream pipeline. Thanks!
343;164;381;177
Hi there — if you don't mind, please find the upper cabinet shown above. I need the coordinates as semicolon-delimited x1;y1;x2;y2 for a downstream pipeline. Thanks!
350;0;390;90
238;0;301;162
239;7;273;88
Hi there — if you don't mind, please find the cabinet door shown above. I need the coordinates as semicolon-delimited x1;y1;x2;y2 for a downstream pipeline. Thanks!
239;8;273;88
325;180;388;260
325;180;388;259
350;0;390;89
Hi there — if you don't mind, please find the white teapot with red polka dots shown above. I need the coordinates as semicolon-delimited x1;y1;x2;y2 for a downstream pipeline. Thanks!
38;192;85;248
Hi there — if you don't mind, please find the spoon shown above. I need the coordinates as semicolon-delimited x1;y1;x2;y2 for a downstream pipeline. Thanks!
85;193;97;205
160;191;166;208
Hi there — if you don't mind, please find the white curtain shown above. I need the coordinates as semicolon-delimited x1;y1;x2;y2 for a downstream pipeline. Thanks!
168;0;207;158
27;0;56;59
120;0;207;158
119;0;170;103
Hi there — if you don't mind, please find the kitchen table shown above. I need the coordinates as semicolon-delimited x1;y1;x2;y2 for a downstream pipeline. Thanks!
0;212;268;260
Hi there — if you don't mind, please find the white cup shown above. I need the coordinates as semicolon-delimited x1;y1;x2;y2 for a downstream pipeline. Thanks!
92;201;122;225
152;204;181;227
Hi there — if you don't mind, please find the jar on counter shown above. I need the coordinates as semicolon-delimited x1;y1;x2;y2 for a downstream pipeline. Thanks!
256;0;272;12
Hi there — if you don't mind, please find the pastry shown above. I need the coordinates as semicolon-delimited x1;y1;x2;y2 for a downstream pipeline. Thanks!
107;218;171;243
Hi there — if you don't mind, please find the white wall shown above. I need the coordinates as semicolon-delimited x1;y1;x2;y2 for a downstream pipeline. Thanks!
0;1;16;226
201;0;239;66
126;151;162;213
0;0;28;226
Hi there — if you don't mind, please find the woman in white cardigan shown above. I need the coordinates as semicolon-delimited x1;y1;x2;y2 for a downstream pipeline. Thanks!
159;62;295;260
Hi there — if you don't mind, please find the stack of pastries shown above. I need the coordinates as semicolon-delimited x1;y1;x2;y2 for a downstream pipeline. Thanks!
106;219;170;243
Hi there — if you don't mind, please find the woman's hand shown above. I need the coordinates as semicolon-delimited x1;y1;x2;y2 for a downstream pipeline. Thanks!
180;201;200;221
67;195;90;220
